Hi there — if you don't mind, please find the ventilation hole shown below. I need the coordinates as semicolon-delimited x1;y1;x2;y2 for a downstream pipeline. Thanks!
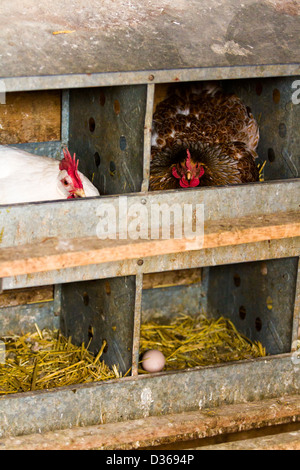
279;122;287;138
114;100;121;115
256;82;263;96
109;161;116;176
94;152;101;168
88;325;94;340
89;117;96;133
83;292;90;306
268;148;276;162
255;317;262;332
239;306;246;320
273;88;281;104
120;135;127;151
103;341;108;354
233;274;241;287
99;91;106;106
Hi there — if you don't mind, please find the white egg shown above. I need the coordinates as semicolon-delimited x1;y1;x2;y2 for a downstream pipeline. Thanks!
142;349;166;372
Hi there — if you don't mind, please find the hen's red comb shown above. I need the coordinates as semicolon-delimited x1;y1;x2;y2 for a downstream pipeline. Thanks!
59;149;83;189
186;149;192;170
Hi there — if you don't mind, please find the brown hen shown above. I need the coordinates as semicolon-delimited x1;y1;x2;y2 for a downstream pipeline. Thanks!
149;82;260;191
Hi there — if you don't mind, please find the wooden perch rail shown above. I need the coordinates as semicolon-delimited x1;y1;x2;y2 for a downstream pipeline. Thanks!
0;211;299;278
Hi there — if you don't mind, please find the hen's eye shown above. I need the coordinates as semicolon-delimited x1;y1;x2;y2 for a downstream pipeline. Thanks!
63;180;68;186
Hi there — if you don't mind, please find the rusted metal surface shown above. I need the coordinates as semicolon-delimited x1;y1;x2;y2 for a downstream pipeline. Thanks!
0;394;299;449
0;1;299;92
60;276;136;374
0;354;298;439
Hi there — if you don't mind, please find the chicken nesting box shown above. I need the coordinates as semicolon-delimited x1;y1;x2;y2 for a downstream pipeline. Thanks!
0;0;299;441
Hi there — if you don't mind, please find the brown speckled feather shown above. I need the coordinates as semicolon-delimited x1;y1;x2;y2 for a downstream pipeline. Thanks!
150;82;260;191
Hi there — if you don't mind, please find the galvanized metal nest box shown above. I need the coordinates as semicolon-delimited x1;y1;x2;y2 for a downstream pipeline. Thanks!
0;0;299;440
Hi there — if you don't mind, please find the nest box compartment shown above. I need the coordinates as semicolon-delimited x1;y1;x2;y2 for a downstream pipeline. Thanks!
0;78;299;379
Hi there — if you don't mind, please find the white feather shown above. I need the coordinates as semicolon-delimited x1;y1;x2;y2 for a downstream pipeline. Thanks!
0;146;100;205
151;131;159;147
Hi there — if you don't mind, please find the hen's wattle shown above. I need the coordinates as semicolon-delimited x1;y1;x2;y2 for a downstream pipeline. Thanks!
150;82;260;191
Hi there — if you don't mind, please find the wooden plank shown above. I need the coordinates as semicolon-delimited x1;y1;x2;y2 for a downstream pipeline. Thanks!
0;211;299;278
198;430;300;450
0;91;61;144
0;286;54;308
143;268;202;289
0;395;299;450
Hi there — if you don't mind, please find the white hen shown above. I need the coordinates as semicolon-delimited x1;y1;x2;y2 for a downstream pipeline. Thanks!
0;146;100;204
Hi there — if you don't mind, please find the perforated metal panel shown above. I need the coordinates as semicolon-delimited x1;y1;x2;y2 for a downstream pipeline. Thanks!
61;276;136;373
222;77;300;180
68;85;147;196
206;257;299;355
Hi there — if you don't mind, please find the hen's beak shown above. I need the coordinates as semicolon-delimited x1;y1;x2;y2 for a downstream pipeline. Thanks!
186;171;191;181
74;188;86;198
